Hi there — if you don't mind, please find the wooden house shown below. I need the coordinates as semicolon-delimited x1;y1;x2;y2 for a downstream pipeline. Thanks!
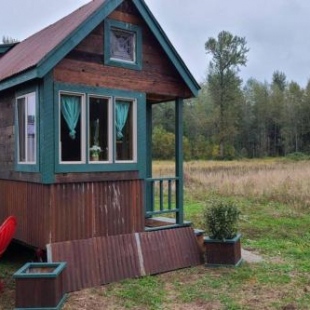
0;0;201;291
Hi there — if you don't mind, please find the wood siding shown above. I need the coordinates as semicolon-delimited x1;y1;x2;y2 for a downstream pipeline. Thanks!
0;91;15;177
53;1;192;102
0;178;144;248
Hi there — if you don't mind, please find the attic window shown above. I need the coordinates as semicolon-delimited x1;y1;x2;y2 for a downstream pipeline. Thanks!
104;19;142;70
110;28;135;62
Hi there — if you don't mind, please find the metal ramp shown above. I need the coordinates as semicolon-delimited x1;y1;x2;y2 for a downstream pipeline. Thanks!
47;227;203;292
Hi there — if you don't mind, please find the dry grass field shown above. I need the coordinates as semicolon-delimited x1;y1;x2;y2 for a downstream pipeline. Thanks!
154;159;310;210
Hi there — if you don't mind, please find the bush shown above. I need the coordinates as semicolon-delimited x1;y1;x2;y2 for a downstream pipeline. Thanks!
285;152;309;161
203;201;240;240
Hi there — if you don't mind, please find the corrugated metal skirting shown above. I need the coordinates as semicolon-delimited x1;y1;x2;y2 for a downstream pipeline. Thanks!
48;227;202;292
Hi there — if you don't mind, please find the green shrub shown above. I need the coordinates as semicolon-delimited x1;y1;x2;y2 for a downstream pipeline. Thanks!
285;152;309;161
204;201;240;240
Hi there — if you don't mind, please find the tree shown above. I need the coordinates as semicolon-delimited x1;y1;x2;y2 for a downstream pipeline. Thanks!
282;81;304;154
2;36;19;44
205;31;249;158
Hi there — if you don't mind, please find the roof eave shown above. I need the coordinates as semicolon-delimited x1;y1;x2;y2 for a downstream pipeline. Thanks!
0;68;38;92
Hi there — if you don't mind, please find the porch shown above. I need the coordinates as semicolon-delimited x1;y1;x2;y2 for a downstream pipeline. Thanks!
144;176;190;231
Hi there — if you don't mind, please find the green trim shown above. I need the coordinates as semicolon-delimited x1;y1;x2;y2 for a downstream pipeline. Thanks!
104;19;142;71
13;262;67;279
0;68;38;92
204;233;242;244
0;43;17;54
145;101;153;214
14;87;40;173
54;82;146;174
41;72;55;184
175;98;184;224
14;294;67;310
132;0;200;97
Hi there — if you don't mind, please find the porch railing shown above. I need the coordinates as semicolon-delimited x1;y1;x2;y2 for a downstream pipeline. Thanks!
146;177;183;224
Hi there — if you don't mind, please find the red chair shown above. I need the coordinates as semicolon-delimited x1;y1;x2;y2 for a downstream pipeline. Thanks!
0;216;17;257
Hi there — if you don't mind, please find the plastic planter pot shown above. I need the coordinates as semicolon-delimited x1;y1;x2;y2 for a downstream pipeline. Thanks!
13;262;67;310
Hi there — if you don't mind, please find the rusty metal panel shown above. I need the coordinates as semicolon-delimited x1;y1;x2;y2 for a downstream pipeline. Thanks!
48;228;202;292
140;227;202;275
0;180;51;248
50;180;144;244
49;234;141;292
49;238;100;292
0;178;144;248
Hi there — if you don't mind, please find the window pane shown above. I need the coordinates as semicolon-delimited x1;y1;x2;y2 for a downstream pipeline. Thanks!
17;98;26;162
115;100;133;161
60;94;82;162
110;28;135;62
89;97;109;162
27;94;36;162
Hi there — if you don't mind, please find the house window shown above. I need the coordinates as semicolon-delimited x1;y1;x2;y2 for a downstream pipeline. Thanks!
89;96;110;162
59;91;137;166
16;92;36;164
115;99;135;161
110;28;136;62
104;19;142;70
59;93;85;163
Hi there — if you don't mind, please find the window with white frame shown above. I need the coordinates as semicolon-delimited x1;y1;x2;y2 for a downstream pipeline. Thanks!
59;93;84;163
59;92;137;165
16;92;36;164
115;99;135;161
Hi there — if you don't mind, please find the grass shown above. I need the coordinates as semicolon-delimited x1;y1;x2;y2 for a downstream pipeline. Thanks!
0;244;34;310
3;159;310;309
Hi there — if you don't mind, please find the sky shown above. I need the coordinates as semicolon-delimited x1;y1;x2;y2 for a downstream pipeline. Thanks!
1;0;310;87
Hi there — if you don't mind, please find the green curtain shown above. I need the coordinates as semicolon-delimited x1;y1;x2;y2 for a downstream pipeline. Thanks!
61;95;81;139
115;101;130;139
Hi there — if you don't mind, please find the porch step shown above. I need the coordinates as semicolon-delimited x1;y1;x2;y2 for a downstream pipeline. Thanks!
145;217;191;230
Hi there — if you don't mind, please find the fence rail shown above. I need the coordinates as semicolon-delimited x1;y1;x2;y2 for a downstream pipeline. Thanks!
146;177;179;218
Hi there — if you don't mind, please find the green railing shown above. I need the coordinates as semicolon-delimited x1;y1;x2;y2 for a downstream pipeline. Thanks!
146;177;182;222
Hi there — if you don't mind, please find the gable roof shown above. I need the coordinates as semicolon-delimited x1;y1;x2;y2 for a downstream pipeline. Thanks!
0;0;200;95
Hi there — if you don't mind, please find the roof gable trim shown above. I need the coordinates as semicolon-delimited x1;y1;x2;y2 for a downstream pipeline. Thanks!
132;0;200;96
37;0;123;79
0;68;38;92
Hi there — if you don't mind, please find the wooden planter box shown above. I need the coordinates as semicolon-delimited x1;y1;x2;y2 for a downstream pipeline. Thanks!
204;233;243;267
13;262;67;310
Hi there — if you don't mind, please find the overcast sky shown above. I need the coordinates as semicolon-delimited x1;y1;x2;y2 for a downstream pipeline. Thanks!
1;0;310;87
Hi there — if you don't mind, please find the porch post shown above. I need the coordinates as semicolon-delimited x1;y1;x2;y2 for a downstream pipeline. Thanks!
175;97;184;225
145;101;153;215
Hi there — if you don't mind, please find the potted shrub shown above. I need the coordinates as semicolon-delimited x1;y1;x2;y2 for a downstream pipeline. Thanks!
203;200;243;267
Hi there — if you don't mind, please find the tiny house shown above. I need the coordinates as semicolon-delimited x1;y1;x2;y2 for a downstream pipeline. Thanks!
0;0;201;289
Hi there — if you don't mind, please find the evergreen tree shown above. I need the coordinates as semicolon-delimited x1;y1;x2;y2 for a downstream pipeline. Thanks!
205;31;249;159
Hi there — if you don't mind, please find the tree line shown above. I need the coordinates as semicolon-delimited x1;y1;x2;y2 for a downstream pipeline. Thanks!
153;31;310;160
